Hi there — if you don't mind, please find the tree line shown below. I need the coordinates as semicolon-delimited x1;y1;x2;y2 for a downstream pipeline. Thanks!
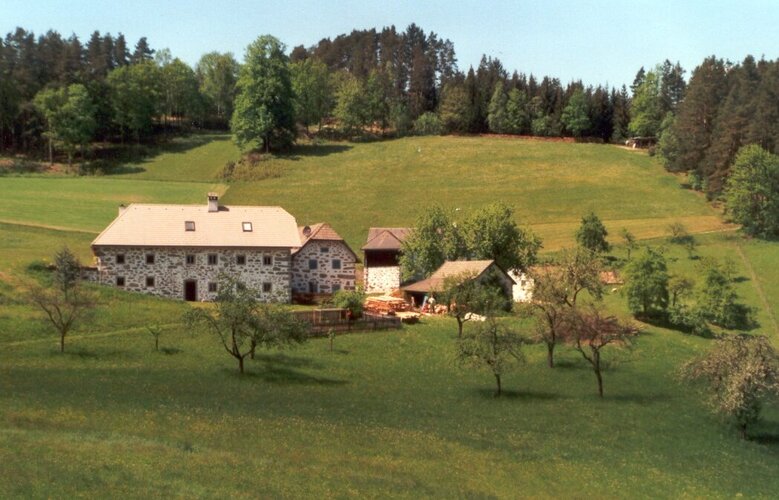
0;27;238;155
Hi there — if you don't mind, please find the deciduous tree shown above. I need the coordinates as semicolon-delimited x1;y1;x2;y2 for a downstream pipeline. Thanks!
623;246;669;317
576;212;610;253
724;145;779;238
231;35;295;152
456;316;524;396
682;335;779;439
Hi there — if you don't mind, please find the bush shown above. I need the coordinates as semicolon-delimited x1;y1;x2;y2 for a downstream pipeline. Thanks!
218;155;282;181
668;303;711;337
413;112;443;136
331;289;365;318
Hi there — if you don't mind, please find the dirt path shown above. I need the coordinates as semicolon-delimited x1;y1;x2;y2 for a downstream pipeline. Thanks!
0;218;98;235
734;242;779;337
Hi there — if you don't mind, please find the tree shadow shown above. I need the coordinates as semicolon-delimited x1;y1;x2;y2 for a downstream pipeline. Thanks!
242;366;347;386
277;144;352;161
251;352;325;370
60;347;133;359
606;393;671;404
475;388;559;400
749;420;779;447
160;347;182;356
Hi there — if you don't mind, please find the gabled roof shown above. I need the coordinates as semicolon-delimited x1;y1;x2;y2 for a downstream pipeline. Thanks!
402;260;516;293
362;227;412;251
92;204;300;248
293;222;359;261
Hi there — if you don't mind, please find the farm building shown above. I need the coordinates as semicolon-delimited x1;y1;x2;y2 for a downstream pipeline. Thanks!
402;260;516;304
361;227;412;293
508;269;535;302
291;222;359;295
91;193;356;302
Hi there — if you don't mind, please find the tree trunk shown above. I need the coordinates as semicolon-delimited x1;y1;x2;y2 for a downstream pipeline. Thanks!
155;337;159;351
494;373;502;397
547;342;555;368
48;137;53;165
238;356;244;374
60;332;65;353
594;352;603;398
457;318;464;338
740;422;748;440
250;339;256;359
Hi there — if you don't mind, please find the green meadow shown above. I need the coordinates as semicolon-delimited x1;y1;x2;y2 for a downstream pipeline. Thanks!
1;133;778;497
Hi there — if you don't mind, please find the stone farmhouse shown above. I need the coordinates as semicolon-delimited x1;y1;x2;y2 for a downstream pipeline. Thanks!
291;222;359;294
91;194;358;302
361;227;412;293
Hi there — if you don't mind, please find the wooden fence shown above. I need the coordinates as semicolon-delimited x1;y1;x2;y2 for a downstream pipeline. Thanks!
291;308;401;336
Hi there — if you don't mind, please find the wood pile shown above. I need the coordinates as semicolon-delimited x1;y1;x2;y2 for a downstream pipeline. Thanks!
364;295;409;315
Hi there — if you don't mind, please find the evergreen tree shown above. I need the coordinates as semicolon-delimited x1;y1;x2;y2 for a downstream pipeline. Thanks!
131;37;155;63
504;88;531;135
575;212;610;253
610;85;631;143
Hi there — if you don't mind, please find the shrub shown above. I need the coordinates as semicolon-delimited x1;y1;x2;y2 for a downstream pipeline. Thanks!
218;155;282;181
413;112;443;136
331;289;365;318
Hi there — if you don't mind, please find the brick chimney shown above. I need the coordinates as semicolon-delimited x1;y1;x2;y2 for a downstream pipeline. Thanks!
118;204;127;216
207;192;219;213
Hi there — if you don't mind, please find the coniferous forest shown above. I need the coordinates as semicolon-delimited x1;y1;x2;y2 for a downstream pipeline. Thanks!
2;24;779;198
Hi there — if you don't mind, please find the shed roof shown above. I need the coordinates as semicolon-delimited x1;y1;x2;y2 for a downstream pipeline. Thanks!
92;203;300;248
362;227;412;251
403;260;515;293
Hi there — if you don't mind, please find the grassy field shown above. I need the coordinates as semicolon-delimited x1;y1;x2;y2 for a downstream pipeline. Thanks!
2;133;778;497
1;134;728;251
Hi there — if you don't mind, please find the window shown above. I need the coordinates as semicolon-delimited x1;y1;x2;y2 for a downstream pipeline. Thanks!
262;282;272;293
208;282;217;293
146;253;155;265
116;276;125;287
116;254;125;265
242;222;252;232
308;281;318;293
320;246;329;253
145;276;155;288
185;221;195;231
236;255;246;265
332;259;341;270
208;254;218;265
263;255;272;266
308;259;318;270
186;254;195;265
332;283;341;292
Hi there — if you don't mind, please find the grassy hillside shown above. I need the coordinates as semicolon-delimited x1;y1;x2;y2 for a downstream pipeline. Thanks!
2;133;778;497
220;136;728;250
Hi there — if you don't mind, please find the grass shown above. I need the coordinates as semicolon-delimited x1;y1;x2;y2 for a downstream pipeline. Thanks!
1;133;778;496
221;136;729;250
2;311;779;497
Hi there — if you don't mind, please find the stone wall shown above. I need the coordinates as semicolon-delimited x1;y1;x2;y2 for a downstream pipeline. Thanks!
364;265;401;293
93;246;291;302
291;240;356;293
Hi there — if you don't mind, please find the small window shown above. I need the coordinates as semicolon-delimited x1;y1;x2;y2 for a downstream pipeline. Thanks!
320;246;329;253
236;255;246;265
242;222;252;232
308;259;318;270
186;254;195;265
146;253;155;265
185;221;195;231
116;254;125;265
208;254;218;265
208;282;217;293
116;276;125;287
332;283;341;292
332;259;341;270
263;255;272;266
145;276;155;288
262;282;272;293
308;281;318;293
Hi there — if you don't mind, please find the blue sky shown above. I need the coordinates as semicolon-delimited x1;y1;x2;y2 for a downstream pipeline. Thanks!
4;0;779;88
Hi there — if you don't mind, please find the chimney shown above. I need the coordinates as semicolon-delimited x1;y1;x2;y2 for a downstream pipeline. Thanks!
207;192;219;213
118;204;127;216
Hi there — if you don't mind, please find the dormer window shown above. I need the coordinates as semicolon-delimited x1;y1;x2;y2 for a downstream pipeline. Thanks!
242;222;252;232
185;221;195;231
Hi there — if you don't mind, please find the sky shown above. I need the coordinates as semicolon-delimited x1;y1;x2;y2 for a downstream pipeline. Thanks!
4;0;779;88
